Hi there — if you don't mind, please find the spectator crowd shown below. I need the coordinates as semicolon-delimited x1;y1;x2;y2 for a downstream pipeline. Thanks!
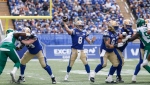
127;0;150;20
8;0;124;34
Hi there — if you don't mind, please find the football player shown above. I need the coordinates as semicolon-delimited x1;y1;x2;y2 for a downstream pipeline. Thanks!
90;24;124;83
16;27;56;84
131;18;148;83
108;19;134;83
62;16;96;81
0;28;30;83
128;18;150;82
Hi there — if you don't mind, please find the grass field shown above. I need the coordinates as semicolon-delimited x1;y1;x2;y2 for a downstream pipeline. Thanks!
0;59;150;85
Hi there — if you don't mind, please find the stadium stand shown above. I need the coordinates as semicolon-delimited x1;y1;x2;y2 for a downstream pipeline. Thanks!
7;0;124;34
127;0;150;20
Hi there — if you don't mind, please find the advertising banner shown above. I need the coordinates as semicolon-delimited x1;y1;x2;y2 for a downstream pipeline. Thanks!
17;43;141;59
45;45;100;59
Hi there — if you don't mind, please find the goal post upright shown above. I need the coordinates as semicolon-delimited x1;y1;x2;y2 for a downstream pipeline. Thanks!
1;0;53;33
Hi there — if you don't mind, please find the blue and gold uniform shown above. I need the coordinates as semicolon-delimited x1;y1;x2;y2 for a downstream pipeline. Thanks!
65;28;90;78
90;25;122;83
17;28;56;84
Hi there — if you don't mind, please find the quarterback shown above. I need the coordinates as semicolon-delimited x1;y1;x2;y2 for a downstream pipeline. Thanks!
63;16;96;81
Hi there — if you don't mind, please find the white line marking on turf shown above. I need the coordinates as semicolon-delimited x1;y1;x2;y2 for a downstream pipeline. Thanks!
60;69;149;75
27;76;32;77
40;78;45;80
6;59;138;61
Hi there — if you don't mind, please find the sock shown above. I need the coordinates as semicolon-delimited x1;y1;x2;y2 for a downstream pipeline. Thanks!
142;59;148;66
134;60;143;75
11;67;17;74
50;74;54;78
109;66;117;75
20;64;26;76
143;65;150;73
116;64;122;77
67;66;72;73
95;64;103;73
85;64;90;73
44;65;53;77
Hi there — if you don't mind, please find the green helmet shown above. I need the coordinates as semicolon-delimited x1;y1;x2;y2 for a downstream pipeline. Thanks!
6;28;14;34
136;18;145;27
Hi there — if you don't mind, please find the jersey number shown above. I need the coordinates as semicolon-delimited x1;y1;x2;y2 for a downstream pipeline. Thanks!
78;37;82;44
144;32;150;39
27;44;35;48
111;38;115;45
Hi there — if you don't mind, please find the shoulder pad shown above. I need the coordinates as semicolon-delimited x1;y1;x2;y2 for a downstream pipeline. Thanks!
103;30;109;36
137;26;147;32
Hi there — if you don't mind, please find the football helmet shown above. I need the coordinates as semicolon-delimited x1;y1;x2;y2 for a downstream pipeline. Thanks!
109;20;119;31
136;18;145;27
123;19;132;28
6;28;14;34
74;17;84;30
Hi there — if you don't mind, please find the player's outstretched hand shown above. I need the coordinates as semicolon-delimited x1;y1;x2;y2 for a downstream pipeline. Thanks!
63;16;68;22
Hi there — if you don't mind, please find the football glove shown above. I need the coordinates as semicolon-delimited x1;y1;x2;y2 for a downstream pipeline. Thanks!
114;43;124;48
122;35;131;42
122;32;127;37
124;29;130;35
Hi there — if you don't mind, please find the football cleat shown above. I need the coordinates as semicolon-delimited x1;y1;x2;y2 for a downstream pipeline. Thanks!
132;81;136;83
10;72;16;83
51;77;56;84
90;77;95;82
116;75;124;83
105;81;117;84
17;76;25;84
64;74;69;81
132;75;136;83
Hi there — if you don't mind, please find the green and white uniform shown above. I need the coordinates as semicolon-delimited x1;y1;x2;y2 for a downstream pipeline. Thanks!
0;32;20;75
137;26;150;60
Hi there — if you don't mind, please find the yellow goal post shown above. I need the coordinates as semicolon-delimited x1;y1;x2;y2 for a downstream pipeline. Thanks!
0;0;53;33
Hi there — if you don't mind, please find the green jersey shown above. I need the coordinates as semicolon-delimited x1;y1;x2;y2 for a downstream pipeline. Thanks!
137;26;150;49
0;32;17;48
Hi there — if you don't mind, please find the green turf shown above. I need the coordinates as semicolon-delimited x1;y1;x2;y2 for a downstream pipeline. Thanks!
0;59;150;85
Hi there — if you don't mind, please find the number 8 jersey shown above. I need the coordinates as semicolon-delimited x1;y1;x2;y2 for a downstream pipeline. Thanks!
71;29;88;50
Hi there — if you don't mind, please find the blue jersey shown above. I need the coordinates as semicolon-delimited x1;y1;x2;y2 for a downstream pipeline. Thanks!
26;36;43;54
100;30;118;52
71;29;88;50
117;27;133;52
